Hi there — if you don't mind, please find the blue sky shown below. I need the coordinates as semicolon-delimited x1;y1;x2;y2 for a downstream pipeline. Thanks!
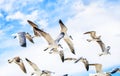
0;0;120;76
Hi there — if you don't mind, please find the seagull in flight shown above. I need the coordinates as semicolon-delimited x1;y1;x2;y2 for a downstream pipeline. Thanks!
25;58;53;76
8;56;27;73
27;20;41;38
34;27;64;53
84;31;111;56
59;19;75;55
12;32;34;47
74;57;89;71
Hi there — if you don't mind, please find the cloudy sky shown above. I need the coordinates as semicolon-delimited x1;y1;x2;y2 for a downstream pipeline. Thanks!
0;0;120;76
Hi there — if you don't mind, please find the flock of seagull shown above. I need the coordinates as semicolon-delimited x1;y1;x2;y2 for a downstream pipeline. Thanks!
8;19;119;76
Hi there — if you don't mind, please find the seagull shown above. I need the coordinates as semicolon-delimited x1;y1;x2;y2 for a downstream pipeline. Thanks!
74;57;89;71
59;19;75;55
25;58;53;76
34;27;64;53
84;31;111;56
27;20;41;37
84;31;101;42
8;56;27;73
12;32;34;47
89;63;102;73
25;58;42;76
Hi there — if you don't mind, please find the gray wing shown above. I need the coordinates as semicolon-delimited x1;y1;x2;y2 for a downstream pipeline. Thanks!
25;58;40;71
34;27;54;45
59;19;68;33
64;37;75;54
18;32;26;47
96;39;106;52
25;32;34;43
55;32;65;43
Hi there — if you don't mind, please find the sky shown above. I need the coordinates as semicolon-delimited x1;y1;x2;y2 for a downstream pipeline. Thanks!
0;0;120;76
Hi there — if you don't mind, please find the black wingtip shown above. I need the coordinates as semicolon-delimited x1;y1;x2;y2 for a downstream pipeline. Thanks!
86;65;89;71
72;49;75;55
59;19;64;24
25;58;29;62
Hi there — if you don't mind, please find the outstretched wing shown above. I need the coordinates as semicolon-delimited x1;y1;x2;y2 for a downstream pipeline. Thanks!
64;37;75;54
25;58;40;71
18;60;27;73
18;32;26;47
84;31;96;39
59;19;68;33
25;32;34;43
34;27;54;45
27;20;41;37
96;39;106;52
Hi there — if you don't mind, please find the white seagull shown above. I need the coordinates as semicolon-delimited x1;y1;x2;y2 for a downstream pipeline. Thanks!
59;19;75;55
74;57;89;71
12;32;34;47
84;31;111;56
34;27;64;53
25;58;53;76
8;56;27;73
